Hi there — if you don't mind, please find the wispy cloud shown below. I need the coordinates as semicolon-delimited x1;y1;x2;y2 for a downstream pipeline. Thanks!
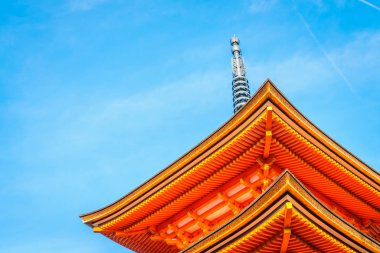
293;5;355;93
332;31;380;85
2;237;110;253
68;0;111;12
0;69;228;253
2;70;228;194
249;30;380;94
357;0;380;11
249;0;277;13
249;53;335;92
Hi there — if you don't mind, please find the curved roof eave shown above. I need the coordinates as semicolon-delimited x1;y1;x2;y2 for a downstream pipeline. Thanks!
182;170;380;253
80;79;380;227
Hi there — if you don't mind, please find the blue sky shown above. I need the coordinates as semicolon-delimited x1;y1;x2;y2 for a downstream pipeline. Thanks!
1;0;379;252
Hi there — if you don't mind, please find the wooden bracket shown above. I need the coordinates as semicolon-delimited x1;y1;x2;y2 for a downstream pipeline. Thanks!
218;192;241;215
187;211;211;233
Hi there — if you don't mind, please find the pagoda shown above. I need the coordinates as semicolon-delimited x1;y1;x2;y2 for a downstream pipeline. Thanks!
80;36;380;252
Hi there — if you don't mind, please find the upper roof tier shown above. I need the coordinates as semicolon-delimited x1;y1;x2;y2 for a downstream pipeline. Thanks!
80;80;380;251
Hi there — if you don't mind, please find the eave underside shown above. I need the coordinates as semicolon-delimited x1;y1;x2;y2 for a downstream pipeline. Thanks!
182;172;380;253
93;171;380;253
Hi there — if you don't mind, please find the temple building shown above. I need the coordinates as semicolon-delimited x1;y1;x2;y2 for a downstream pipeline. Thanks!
80;36;380;252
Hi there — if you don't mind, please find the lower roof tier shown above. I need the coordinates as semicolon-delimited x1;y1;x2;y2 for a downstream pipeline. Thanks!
95;171;380;252
183;171;380;253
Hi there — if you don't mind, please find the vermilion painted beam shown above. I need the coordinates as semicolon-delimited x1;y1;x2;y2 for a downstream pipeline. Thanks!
239;177;262;198
150;233;166;241
264;106;273;158
156;164;261;231
151;162;282;246
280;228;291;253
114;228;147;237
280;202;293;253
283;202;293;227
165;238;184;249
150;235;161;241
187;211;211;233
171;179;262;232
265;106;273;130
217;192;241;214
168;224;190;248
154;173;280;246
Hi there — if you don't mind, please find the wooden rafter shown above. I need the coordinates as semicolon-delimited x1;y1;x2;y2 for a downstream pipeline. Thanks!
124;139;265;232
155;164;263;231
150;233;166;241
272;137;379;221
114;228;147;237
250;232;282;252
149;169;282;247
291;233;321;252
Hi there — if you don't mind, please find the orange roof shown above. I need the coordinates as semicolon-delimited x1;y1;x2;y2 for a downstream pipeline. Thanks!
80;80;380;251
183;171;380;253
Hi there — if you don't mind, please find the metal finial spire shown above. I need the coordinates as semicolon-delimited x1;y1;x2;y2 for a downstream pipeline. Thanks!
230;35;251;113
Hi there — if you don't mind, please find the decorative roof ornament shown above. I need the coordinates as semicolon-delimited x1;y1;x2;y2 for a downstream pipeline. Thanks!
231;35;251;113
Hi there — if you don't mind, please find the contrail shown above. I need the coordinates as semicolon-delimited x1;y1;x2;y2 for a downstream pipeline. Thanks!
358;0;380;11
293;6;355;93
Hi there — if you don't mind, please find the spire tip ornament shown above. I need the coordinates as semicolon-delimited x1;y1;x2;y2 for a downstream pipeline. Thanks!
230;35;251;113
